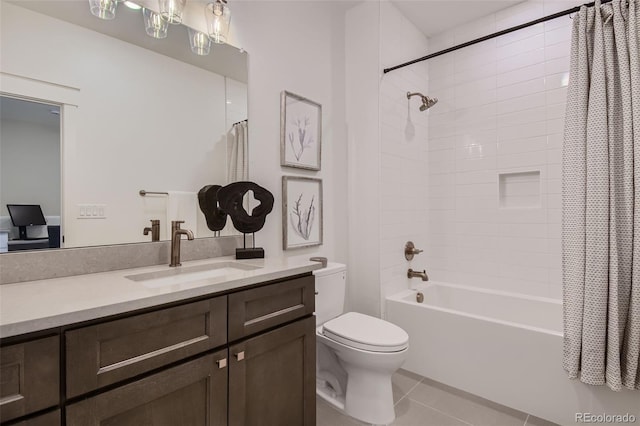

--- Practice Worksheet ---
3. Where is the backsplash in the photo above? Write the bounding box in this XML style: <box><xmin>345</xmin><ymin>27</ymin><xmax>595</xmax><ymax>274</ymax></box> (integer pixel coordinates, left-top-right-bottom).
<box><xmin>0</xmin><ymin>236</ymin><xmax>244</xmax><ymax>284</ymax></box>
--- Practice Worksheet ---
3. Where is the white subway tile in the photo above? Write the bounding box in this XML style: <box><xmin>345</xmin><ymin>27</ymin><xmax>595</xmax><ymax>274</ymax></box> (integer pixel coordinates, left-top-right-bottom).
<box><xmin>545</xmin><ymin>41</ymin><xmax>571</xmax><ymax>60</ymax></box>
<box><xmin>456</xmin><ymin>143</ymin><xmax>497</xmax><ymax>160</ymax></box>
<box><xmin>496</xmin><ymin>92</ymin><xmax>546</xmax><ymax>115</ymax></box>
<box><xmin>496</xmin><ymin>23</ymin><xmax>544</xmax><ymax>47</ymax></box>
<box><xmin>496</xmin><ymin>208</ymin><xmax>547</xmax><ymax>224</ymax></box>
<box><xmin>545</xmin><ymin>72</ymin><xmax>570</xmax><ymax>90</ymax></box>
<box><xmin>545</xmin><ymin>24</ymin><xmax>572</xmax><ymax>46</ymax></box>
<box><xmin>456</xmin><ymin>156</ymin><xmax>498</xmax><ymax>173</ymax></box>
<box><xmin>496</xmin><ymin>48</ymin><xmax>545</xmax><ymax>74</ymax></box>
<box><xmin>498</xmin><ymin>136</ymin><xmax>548</xmax><ymax>155</ymax></box>
<box><xmin>497</xmin><ymin>77</ymin><xmax>546</xmax><ymax>101</ymax></box>
<box><xmin>497</xmin><ymin>63</ymin><xmax>546</xmax><ymax>88</ymax></box>
<box><xmin>545</xmin><ymin>56</ymin><xmax>570</xmax><ymax>75</ymax></box>
<box><xmin>456</xmin><ymin>169</ymin><xmax>497</xmax><ymax>185</ymax></box>
<box><xmin>547</xmin><ymin>118</ymin><xmax>565</xmax><ymax>135</ymax></box>
<box><xmin>456</xmin><ymin>183</ymin><xmax>496</xmax><ymax>198</ymax></box>
<box><xmin>498</xmin><ymin>121</ymin><xmax>547</xmax><ymax>141</ymax></box>
<box><xmin>497</xmin><ymin>150</ymin><xmax>547</xmax><ymax>168</ymax></box>
<box><xmin>497</xmin><ymin>34</ymin><xmax>545</xmax><ymax>60</ymax></box>
<box><xmin>498</xmin><ymin>106</ymin><xmax>547</xmax><ymax>126</ymax></box>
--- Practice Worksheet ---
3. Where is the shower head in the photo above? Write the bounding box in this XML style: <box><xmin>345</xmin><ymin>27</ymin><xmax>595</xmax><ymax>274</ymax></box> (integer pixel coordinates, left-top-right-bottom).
<box><xmin>407</xmin><ymin>91</ymin><xmax>438</xmax><ymax>111</ymax></box>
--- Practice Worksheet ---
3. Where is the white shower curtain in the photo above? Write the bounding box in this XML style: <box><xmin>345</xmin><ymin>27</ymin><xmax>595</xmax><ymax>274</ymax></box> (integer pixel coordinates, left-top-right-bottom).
<box><xmin>228</xmin><ymin>120</ymin><xmax>248</xmax><ymax>183</ymax></box>
<box><xmin>563</xmin><ymin>0</ymin><xmax>639</xmax><ymax>391</ymax></box>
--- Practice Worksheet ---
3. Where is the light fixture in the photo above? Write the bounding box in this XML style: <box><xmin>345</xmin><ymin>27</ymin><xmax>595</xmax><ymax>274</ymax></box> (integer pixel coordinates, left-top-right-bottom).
<box><xmin>205</xmin><ymin>0</ymin><xmax>231</xmax><ymax>44</ymax></box>
<box><xmin>88</xmin><ymin>0</ymin><xmax>117</xmax><ymax>20</ymax></box>
<box><xmin>188</xmin><ymin>28</ymin><xmax>211</xmax><ymax>55</ymax></box>
<box><xmin>143</xmin><ymin>8</ymin><xmax>169</xmax><ymax>39</ymax></box>
<box><xmin>159</xmin><ymin>0</ymin><xmax>186</xmax><ymax>24</ymax></box>
<box><xmin>124</xmin><ymin>1</ymin><xmax>142</xmax><ymax>10</ymax></box>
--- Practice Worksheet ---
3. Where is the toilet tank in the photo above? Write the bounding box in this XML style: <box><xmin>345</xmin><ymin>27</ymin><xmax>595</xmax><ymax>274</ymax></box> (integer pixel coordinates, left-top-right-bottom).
<box><xmin>313</xmin><ymin>262</ymin><xmax>347</xmax><ymax>325</ymax></box>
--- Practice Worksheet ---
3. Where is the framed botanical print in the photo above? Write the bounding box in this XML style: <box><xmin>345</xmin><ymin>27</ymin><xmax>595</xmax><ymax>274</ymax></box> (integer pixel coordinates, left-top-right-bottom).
<box><xmin>282</xmin><ymin>176</ymin><xmax>323</xmax><ymax>249</ymax></box>
<box><xmin>280</xmin><ymin>91</ymin><xmax>321</xmax><ymax>171</ymax></box>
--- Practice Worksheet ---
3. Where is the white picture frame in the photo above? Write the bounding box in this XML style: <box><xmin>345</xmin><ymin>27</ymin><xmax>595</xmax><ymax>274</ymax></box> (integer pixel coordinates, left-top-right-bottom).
<box><xmin>280</xmin><ymin>91</ymin><xmax>321</xmax><ymax>171</ymax></box>
<box><xmin>282</xmin><ymin>176</ymin><xmax>323</xmax><ymax>250</ymax></box>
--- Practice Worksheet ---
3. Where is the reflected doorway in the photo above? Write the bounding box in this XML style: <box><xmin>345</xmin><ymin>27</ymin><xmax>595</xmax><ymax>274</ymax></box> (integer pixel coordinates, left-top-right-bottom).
<box><xmin>0</xmin><ymin>95</ymin><xmax>61</xmax><ymax>252</ymax></box>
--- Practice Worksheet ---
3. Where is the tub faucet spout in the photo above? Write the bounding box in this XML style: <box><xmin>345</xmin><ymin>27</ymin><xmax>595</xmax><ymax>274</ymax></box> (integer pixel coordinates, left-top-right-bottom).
<box><xmin>407</xmin><ymin>268</ymin><xmax>429</xmax><ymax>281</ymax></box>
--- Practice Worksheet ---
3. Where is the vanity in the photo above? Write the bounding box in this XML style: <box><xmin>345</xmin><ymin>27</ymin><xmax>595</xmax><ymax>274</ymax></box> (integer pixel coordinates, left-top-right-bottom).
<box><xmin>0</xmin><ymin>257</ymin><xmax>321</xmax><ymax>425</ymax></box>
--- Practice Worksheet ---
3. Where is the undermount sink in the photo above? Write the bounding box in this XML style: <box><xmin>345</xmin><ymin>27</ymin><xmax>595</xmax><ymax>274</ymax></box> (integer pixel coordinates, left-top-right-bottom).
<box><xmin>125</xmin><ymin>261</ymin><xmax>261</xmax><ymax>288</ymax></box>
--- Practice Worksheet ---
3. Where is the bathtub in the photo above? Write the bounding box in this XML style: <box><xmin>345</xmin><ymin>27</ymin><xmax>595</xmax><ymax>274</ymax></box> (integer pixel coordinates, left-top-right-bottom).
<box><xmin>386</xmin><ymin>282</ymin><xmax>640</xmax><ymax>425</ymax></box>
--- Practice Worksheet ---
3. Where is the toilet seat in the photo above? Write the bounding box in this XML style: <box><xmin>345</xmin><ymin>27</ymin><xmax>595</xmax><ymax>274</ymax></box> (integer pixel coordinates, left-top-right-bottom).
<box><xmin>322</xmin><ymin>312</ymin><xmax>409</xmax><ymax>353</ymax></box>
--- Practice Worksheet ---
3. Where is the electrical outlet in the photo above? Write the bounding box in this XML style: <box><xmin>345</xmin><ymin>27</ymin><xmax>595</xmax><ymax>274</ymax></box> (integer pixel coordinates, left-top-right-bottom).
<box><xmin>77</xmin><ymin>204</ymin><xmax>107</xmax><ymax>219</ymax></box>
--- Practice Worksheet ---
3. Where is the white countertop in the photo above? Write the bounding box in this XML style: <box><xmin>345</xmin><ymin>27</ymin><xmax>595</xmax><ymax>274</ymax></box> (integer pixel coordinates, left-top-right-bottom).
<box><xmin>0</xmin><ymin>256</ymin><xmax>323</xmax><ymax>338</ymax></box>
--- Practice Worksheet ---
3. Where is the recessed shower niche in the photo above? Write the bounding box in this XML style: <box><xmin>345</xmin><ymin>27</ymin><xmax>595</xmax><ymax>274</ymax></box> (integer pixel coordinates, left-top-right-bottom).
<box><xmin>498</xmin><ymin>171</ymin><xmax>541</xmax><ymax>209</ymax></box>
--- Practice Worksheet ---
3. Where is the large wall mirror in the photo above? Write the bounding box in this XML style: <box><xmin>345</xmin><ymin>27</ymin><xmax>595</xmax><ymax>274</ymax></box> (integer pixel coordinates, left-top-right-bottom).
<box><xmin>0</xmin><ymin>0</ymin><xmax>248</xmax><ymax>252</ymax></box>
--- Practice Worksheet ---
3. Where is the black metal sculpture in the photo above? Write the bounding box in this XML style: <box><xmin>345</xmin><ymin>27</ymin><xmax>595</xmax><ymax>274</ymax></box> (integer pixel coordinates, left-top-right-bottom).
<box><xmin>197</xmin><ymin>185</ymin><xmax>227</xmax><ymax>233</ymax></box>
<box><xmin>197</xmin><ymin>181</ymin><xmax>274</xmax><ymax>259</ymax></box>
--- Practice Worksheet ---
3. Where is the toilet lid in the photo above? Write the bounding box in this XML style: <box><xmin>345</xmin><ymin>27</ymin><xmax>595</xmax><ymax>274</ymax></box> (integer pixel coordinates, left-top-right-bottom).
<box><xmin>322</xmin><ymin>312</ymin><xmax>409</xmax><ymax>353</ymax></box>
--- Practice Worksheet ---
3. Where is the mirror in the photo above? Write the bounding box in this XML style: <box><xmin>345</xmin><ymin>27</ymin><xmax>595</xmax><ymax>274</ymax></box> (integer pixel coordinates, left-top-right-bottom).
<box><xmin>0</xmin><ymin>0</ymin><xmax>248</xmax><ymax>252</ymax></box>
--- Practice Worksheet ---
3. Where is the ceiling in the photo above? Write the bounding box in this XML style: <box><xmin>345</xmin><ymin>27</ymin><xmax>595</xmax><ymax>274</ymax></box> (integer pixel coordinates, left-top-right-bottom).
<box><xmin>390</xmin><ymin>0</ymin><xmax>524</xmax><ymax>37</ymax></box>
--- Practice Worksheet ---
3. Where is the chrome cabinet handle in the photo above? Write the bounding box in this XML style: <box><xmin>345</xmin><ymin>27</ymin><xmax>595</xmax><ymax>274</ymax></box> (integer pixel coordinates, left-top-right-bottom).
<box><xmin>234</xmin><ymin>351</ymin><xmax>245</xmax><ymax>361</ymax></box>
<box><xmin>216</xmin><ymin>358</ymin><xmax>227</xmax><ymax>369</ymax></box>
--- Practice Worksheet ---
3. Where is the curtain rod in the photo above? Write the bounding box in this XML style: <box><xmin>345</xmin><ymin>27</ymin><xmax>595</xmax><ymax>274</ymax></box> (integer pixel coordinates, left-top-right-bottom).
<box><xmin>232</xmin><ymin>119</ymin><xmax>248</xmax><ymax>126</ymax></box>
<box><xmin>383</xmin><ymin>0</ymin><xmax>614</xmax><ymax>74</ymax></box>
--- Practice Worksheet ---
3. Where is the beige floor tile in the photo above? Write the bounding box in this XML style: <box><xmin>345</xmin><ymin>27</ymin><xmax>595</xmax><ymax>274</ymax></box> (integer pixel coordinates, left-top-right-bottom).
<box><xmin>525</xmin><ymin>415</ymin><xmax>560</xmax><ymax>426</ymax></box>
<box><xmin>316</xmin><ymin>397</ymin><xmax>368</xmax><ymax>426</ymax></box>
<box><xmin>392</xmin><ymin>398</ymin><xmax>471</xmax><ymax>426</ymax></box>
<box><xmin>393</xmin><ymin>369</ymin><xmax>424</xmax><ymax>403</ymax></box>
<box><xmin>407</xmin><ymin>381</ymin><xmax>527</xmax><ymax>426</ymax></box>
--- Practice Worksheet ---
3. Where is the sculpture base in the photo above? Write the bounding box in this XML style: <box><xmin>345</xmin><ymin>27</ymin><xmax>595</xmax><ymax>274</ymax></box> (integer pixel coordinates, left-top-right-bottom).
<box><xmin>236</xmin><ymin>247</ymin><xmax>265</xmax><ymax>259</ymax></box>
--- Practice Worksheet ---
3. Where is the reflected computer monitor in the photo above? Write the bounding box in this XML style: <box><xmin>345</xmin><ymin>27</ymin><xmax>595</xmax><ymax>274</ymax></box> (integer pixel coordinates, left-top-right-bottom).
<box><xmin>6</xmin><ymin>204</ymin><xmax>47</xmax><ymax>240</ymax></box>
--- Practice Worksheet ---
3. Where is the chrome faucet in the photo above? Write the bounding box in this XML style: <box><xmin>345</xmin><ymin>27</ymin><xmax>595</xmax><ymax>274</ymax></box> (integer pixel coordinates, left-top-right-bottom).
<box><xmin>143</xmin><ymin>219</ymin><xmax>161</xmax><ymax>242</ymax></box>
<box><xmin>170</xmin><ymin>220</ymin><xmax>194</xmax><ymax>267</ymax></box>
<box><xmin>407</xmin><ymin>268</ymin><xmax>429</xmax><ymax>281</ymax></box>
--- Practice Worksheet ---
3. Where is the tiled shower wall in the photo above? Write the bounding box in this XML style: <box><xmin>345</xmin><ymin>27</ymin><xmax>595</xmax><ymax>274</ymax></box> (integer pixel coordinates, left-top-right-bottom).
<box><xmin>378</xmin><ymin>2</ymin><xmax>430</xmax><ymax>314</ymax></box>
<box><xmin>425</xmin><ymin>1</ymin><xmax>579</xmax><ymax>299</ymax></box>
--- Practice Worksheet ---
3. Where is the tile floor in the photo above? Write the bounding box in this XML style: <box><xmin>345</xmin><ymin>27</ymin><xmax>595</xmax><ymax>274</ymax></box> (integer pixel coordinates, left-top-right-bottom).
<box><xmin>316</xmin><ymin>369</ymin><xmax>559</xmax><ymax>426</ymax></box>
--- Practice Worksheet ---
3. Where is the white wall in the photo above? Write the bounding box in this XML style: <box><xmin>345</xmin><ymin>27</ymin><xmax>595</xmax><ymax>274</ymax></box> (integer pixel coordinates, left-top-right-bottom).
<box><xmin>225</xmin><ymin>1</ymin><xmax>348</xmax><ymax>264</ymax></box>
<box><xmin>0</xmin><ymin>118</ymin><xmax>60</xmax><ymax>217</ymax></box>
<box><xmin>425</xmin><ymin>0</ymin><xmax>577</xmax><ymax>299</ymax></box>
<box><xmin>345</xmin><ymin>1</ymin><xmax>381</xmax><ymax>316</ymax></box>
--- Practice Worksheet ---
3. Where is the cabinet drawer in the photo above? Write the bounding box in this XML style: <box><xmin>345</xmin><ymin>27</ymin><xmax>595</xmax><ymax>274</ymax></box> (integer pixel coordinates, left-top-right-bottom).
<box><xmin>0</xmin><ymin>336</ymin><xmax>59</xmax><ymax>423</ymax></box>
<box><xmin>66</xmin><ymin>296</ymin><xmax>226</xmax><ymax>398</ymax></box>
<box><xmin>228</xmin><ymin>275</ymin><xmax>314</xmax><ymax>341</ymax></box>
<box><xmin>66</xmin><ymin>350</ymin><xmax>228</xmax><ymax>426</ymax></box>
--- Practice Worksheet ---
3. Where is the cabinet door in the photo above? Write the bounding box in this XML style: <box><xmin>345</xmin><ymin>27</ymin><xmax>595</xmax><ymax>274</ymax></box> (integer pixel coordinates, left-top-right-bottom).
<box><xmin>229</xmin><ymin>316</ymin><xmax>316</xmax><ymax>426</ymax></box>
<box><xmin>66</xmin><ymin>350</ymin><xmax>228</xmax><ymax>426</ymax></box>
<box><xmin>0</xmin><ymin>336</ymin><xmax>59</xmax><ymax>423</ymax></box>
<box><xmin>66</xmin><ymin>296</ymin><xmax>226</xmax><ymax>398</ymax></box>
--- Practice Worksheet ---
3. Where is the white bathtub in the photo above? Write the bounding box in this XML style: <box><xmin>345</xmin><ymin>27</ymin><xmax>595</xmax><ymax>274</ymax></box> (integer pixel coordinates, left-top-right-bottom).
<box><xmin>386</xmin><ymin>282</ymin><xmax>640</xmax><ymax>425</ymax></box>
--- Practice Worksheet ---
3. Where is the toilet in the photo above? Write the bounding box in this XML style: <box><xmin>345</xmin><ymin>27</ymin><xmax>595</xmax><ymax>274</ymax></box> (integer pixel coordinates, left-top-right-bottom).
<box><xmin>314</xmin><ymin>263</ymin><xmax>409</xmax><ymax>425</ymax></box>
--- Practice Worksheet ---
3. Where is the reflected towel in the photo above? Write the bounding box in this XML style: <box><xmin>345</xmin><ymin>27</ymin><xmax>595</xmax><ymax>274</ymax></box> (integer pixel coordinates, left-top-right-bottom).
<box><xmin>166</xmin><ymin>191</ymin><xmax>198</xmax><ymax>238</ymax></box>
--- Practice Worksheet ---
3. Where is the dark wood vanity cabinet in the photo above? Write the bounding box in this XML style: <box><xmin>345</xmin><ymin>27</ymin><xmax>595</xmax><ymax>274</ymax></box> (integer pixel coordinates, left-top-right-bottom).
<box><xmin>0</xmin><ymin>336</ymin><xmax>59</xmax><ymax>423</ymax></box>
<box><xmin>0</xmin><ymin>273</ymin><xmax>316</xmax><ymax>426</ymax></box>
